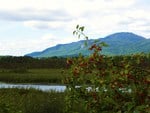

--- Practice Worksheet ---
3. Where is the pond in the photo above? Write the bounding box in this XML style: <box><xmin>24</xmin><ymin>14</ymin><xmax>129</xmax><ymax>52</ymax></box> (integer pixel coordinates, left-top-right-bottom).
<box><xmin>0</xmin><ymin>83</ymin><xmax>132</xmax><ymax>93</ymax></box>
<box><xmin>0</xmin><ymin>83</ymin><xmax>66</xmax><ymax>92</ymax></box>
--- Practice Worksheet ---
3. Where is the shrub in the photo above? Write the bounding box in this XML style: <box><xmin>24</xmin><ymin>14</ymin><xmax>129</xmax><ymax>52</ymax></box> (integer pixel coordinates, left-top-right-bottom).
<box><xmin>64</xmin><ymin>25</ymin><xmax>150</xmax><ymax>113</ymax></box>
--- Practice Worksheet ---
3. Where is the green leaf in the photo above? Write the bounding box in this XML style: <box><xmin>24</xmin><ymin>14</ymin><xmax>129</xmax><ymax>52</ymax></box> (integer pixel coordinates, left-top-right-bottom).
<box><xmin>85</xmin><ymin>36</ymin><xmax>88</xmax><ymax>40</ymax></box>
<box><xmin>80</xmin><ymin>26</ymin><xmax>84</xmax><ymax>32</ymax></box>
<box><xmin>73</xmin><ymin>31</ymin><xmax>76</xmax><ymax>35</ymax></box>
<box><xmin>76</xmin><ymin>25</ymin><xmax>79</xmax><ymax>29</ymax></box>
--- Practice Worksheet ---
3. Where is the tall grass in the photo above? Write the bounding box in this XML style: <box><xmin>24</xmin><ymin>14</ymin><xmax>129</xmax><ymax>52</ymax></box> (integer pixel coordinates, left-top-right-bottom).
<box><xmin>0</xmin><ymin>88</ymin><xmax>85</xmax><ymax>113</ymax></box>
<box><xmin>0</xmin><ymin>69</ymin><xmax>67</xmax><ymax>84</ymax></box>
<box><xmin>0</xmin><ymin>88</ymin><xmax>65</xmax><ymax>113</ymax></box>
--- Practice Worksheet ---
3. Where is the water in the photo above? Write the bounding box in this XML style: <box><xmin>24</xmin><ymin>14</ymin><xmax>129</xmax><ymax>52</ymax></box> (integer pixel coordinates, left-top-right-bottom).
<box><xmin>0</xmin><ymin>83</ymin><xmax>92</xmax><ymax>92</ymax></box>
<box><xmin>0</xmin><ymin>83</ymin><xmax>132</xmax><ymax>93</ymax></box>
<box><xmin>0</xmin><ymin>83</ymin><xmax>66</xmax><ymax>92</ymax></box>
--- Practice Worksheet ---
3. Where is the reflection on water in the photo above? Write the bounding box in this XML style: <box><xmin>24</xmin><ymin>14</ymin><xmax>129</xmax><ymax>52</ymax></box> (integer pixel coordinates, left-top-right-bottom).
<box><xmin>0</xmin><ymin>83</ymin><xmax>66</xmax><ymax>92</ymax></box>
<box><xmin>0</xmin><ymin>83</ymin><xmax>132</xmax><ymax>93</ymax></box>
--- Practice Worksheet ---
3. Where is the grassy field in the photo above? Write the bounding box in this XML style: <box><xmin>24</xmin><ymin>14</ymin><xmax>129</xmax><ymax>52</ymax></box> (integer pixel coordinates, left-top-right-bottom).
<box><xmin>0</xmin><ymin>88</ymin><xmax>65</xmax><ymax>113</ymax></box>
<box><xmin>0</xmin><ymin>88</ymin><xmax>85</xmax><ymax>113</ymax></box>
<box><xmin>0</xmin><ymin>68</ymin><xmax>149</xmax><ymax>85</ymax></box>
<box><xmin>0</xmin><ymin>69</ymin><xmax>66</xmax><ymax>84</ymax></box>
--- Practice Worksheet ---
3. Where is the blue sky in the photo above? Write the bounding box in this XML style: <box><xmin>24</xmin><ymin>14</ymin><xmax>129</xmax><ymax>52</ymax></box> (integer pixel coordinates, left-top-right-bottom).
<box><xmin>0</xmin><ymin>0</ymin><xmax>150</xmax><ymax>56</ymax></box>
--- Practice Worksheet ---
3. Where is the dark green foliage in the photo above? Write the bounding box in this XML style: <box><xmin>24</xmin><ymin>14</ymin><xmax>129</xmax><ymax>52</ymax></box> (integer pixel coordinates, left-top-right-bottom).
<box><xmin>0</xmin><ymin>54</ymin><xmax>149</xmax><ymax>84</ymax></box>
<box><xmin>0</xmin><ymin>56</ymin><xmax>67</xmax><ymax>69</ymax></box>
<box><xmin>0</xmin><ymin>88</ymin><xmax>65</xmax><ymax>113</ymax></box>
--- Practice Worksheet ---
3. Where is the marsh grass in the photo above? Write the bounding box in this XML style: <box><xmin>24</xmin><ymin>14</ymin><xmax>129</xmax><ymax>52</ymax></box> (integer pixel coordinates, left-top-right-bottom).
<box><xmin>0</xmin><ymin>88</ymin><xmax>65</xmax><ymax>113</ymax></box>
<box><xmin>0</xmin><ymin>69</ymin><xmax>66</xmax><ymax>84</ymax></box>
<box><xmin>0</xmin><ymin>88</ymin><xmax>85</xmax><ymax>113</ymax></box>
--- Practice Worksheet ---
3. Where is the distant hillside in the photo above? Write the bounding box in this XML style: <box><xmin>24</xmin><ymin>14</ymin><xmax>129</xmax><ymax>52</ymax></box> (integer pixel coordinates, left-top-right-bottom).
<box><xmin>25</xmin><ymin>32</ymin><xmax>150</xmax><ymax>57</ymax></box>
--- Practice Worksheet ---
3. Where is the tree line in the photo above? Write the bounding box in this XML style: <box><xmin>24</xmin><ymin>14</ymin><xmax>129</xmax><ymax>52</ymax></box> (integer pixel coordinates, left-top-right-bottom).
<box><xmin>0</xmin><ymin>56</ymin><xmax>67</xmax><ymax>69</ymax></box>
<box><xmin>0</xmin><ymin>53</ymin><xmax>150</xmax><ymax>70</ymax></box>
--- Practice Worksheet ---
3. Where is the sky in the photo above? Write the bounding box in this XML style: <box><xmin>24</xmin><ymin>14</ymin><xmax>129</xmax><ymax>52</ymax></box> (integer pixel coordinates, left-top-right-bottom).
<box><xmin>0</xmin><ymin>0</ymin><xmax>150</xmax><ymax>56</ymax></box>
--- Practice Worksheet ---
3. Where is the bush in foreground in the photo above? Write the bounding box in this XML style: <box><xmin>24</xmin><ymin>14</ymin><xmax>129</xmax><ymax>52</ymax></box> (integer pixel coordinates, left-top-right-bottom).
<box><xmin>64</xmin><ymin>25</ymin><xmax>150</xmax><ymax>113</ymax></box>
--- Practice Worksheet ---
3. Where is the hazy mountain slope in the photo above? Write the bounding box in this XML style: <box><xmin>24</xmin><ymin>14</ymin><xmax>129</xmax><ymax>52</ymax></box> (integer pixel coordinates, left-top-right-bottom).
<box><xmin>25</xmin><ymin>32</ymin><xmax>150</xmax><ymax>57</ymax></box>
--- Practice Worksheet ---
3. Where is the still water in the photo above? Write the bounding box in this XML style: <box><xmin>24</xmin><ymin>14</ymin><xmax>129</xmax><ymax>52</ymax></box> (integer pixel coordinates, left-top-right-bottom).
<box><xmin>0</xmin><ymin>83</ymin><xmax>132</xmax><ymax>93</ymax></box>
<box><xmin>0</xmin><ymin>83</ymin><xmax>66</xmax><ymax>92</ymax></box>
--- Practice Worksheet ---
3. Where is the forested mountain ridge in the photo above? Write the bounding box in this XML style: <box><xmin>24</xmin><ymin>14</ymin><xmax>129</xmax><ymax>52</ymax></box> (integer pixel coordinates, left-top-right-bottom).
<box><xmin>26</xmin><ymin>32</ymin><xmax>150</xmax><ymax>57</ymax></box>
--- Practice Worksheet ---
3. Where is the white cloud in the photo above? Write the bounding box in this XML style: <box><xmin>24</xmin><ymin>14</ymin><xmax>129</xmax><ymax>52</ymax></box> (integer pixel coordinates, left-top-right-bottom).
<box><xmin>0</xmin><ymin>0</ymin><xmax>63</xmax><ymax>11</ymax></box>
<box><xmin>0</xmin><ymin>0</ymin><xmax>150</xmax><ymax>55</ymax></box>
<box><xmin>0</xmin><ymin>33</ymin><xmax>78</xmax><ymax>56</ymax></box>
<box><xmin>0</xmin><ymin>0</ymin><xmax>137</xmax><ymax>21</ymax></box>
<box><xmin>0</xmin><ymin>9</ymin><xmax>71</xmax><ymax>21</ymax></box>
<box><xmin>23</xmin><ymin>21</ymin><xmax>67</xmax><ymax>30</ymax></box>
<box><xmin>0</xmin><ymin>37</ymin><xmax>51</xmax><ymax>56</ymax></box>
<box><xmin>40</xmin><ymin>33</ymin><xmax>78</xmax><ymax>46</ymax></box>
<box><xmin>17</xmin><ymin>0</ymin><xmax>145</xmax><ymax>37</ymax></box>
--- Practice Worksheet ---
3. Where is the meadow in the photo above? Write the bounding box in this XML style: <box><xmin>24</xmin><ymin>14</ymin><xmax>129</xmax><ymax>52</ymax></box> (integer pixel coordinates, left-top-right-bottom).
<box><xmin>0</xmin><ymin>69</ymin><xmax>65</xmax><ymax>84</ymax></box>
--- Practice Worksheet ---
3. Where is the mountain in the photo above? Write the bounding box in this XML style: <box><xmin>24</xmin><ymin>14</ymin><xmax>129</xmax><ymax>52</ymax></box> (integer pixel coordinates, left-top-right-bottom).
<box><xmin>25</xmin><ymin>32</ymin><xmax>150</xmax><ymax>57</ymax></box>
